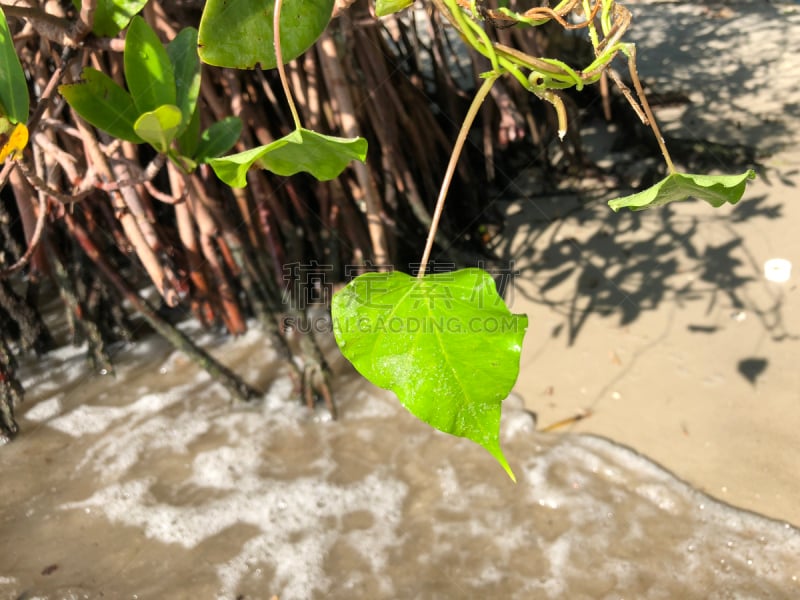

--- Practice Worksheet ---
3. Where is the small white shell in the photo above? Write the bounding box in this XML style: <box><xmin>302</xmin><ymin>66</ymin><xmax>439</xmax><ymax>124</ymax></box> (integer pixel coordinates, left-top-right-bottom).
<box><xmin>764</xmin><ymin>258</ymin><xmax>792</xmax><ymax>283</ymax></box>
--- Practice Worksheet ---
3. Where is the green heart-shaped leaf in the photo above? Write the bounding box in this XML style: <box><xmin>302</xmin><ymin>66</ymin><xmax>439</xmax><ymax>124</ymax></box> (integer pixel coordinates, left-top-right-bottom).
<box><xmin>332</xmin><ymin>269</ymin><xmax>528</xmax><ymax>480</ymax></box>
<box><xmin>608</xmin><ymin>170</ymin><xmax>756</xmax><ymax>212</ymax></box>
<box><xmin>133</xmin><ymin>104</ymin><xmax>182</xmax><ymax>153</ymax></box>
<box><xmin>208</xmin><ymin>127</ymin><xmax>367</xmax><ymax>187</ymax></box>
<box><xmin>0</xmin><ymin>7</ymin><xmax>29</xmax><ymax>123</ymax></box>
<box><xmin>59</xmin><ymin>67</ymin><xmax>142</xmax><ymax>143</ymax></box>
<box><xmin>198</xmin><ymin>0</ymin><xmax>334</xmax><ymax>69</ymax></box>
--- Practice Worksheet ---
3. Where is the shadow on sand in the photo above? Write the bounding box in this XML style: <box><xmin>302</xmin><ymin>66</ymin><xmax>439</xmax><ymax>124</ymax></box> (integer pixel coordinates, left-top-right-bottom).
<box><xmin>487</xmin><ymin>190</ymin><xmax>796</xmax><ymax>348</ymax></box>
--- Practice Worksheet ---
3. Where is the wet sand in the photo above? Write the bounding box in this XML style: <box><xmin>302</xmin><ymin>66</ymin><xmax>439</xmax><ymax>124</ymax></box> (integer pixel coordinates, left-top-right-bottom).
<box><xmin>1</xmin><ymin>332</ymin><xmax>799</xmax><ymax>598</ymax></box>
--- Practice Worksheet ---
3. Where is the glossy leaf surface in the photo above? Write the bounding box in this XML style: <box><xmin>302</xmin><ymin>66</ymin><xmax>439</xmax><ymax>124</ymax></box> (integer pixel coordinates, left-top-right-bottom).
<box><xmin>72</xmin><ymin>0</ymin><xmax>148</xmax><ymax>36</ymax></box>
<box><xmin>177</xmin><ymin>106</ymin><xmax>201</xmax><ymax>159</ymax></box>
<box><xmin>208</xmin><ymin>127</ymin><xmax>367</xmax><ymax>187</ymax></box>
<box><xmin>124</xmin><ymin>15</ymin><xmax>176</xmax><ymax>113</ymax></box>
<box><xmin>0</xmin><ymin>8</ymin><xmax>29</xmax><ymax>123</ymax></box>
<box><xmin>59</xmin><ymin>67</ymin><xmax>143</xmax><ymax>143</ymax></box>
<box><xmin>133</xmin><ymin>104</ymin><xmax>182</xmax><ymax>153</ymax></box>
<box><xmin>166</xmin><ymin>27</ymin><xmax>200</xmax><ymax>136</ymax></box>
<box><xmin>608</xmin><ymin>170</ymin><xmax>756</xmax><ymax>212</ymax></box>
<box><xmin>198</xmin><ymin>0</ymin><xmax>335</xmax><ymax>69</ymax></box>
<box><xmin>331</xmin><ymin>269</ymin><xmax>528</xmax><ymax>480</ymax></box>
<box><xmin>193</xmin><ymin>116</ymin><xmax>243</xmax><ymax>163</ymax></box>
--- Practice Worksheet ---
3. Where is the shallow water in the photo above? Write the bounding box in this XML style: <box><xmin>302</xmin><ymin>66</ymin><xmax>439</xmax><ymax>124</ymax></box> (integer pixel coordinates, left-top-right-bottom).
<box><xmin>1</xmin><ymin>327</ymin><xmax>799</xmax><ymax>599</ymax></box>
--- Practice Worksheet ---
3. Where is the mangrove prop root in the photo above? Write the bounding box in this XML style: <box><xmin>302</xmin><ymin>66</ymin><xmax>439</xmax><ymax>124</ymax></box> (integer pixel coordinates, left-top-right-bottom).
<box><xmin>65</xmin><ymin>213</ymin><xmax>260</xmax><ymax>403</ymax></box>
<box><xmin>0</xmin><ymin>335</ymin><xmax>23</xmax><ymax>441</ymax></box>
<box><xmin>0</xmin><ymin>1</ymin><xmax>601</xmax><ymax>425</ymax></box>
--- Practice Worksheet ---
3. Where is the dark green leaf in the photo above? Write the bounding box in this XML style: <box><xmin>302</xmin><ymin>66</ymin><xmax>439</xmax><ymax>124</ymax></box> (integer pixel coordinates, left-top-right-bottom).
<box><xmin>375</xmin><ymin>0</ymin><xmax>414</xmax><ymax>17</ymax></box>
<box><xmin>124</xmin><ymin>15</ymin><xmax>176</xmax><ymax>113</ymax></box>
<box><xmin>194</xmin><ymin>116</ymin><xmax>243</xmax><ymax>163</ymax></box>
<box><xmin>73</xmin><ymin>0</ymin><xmax>148</xmax><ymax>37</ymax></box>
<box><xmin>177</xmin><ymin>104</ymin><xmax>201</xmax><ymax>159</ymax></box>
<box><xmin>208</xmin><ymin>127</ymin><xmax>367</xmax><ymax>187</ymax></box>
<box><xmin>331</xmin><ymin>269</ymin><xmax>528</xmax><ymax>480</ymax></box>
<box><xmin>608</xmin><ymin>170</ymin><xmax>757</xmax><ymax>212</ymax></box>
<box><xmin>133</xmin><ymin>104</ymin><xmax>182</xmax><ymax>153</ymax></box>
<box><xmin>166</xmin><ymin>27</ymin><xmax>200</xmax><ymax>135</ymax></box>
<box><xmin>198</xmin><ymin>0</ymin><xmax>335</xmax><ymax>69</ymax></box>
<box><xmin>0</xmin><ymin>8</ymin><xmax>29</xmax><ymax>123</ymax></box>
<box><xmin>59</xmin><ymin>67</ymin><xmax>142</xmax><ymax>143</ymax></box>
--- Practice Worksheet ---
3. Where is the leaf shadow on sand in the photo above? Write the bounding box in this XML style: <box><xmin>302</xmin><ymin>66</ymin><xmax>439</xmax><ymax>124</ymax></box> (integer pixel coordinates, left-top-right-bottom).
<box><xmin>468</xmin><ymin>0</ymin><xmax>800</xmax><ymax>348</ymax></box>
<box><xmin>625</xmin><ymin>1</ymin><xmax>800</xmax><ymax>157</ymax></box>
<box><xmin>487</xmin><ymin>191</ymin><xmax>796</xmax><ymax>347</ymax></box>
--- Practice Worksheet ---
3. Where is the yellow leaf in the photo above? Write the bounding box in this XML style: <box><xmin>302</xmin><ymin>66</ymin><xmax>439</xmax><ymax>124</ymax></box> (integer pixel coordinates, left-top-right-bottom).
<box><xmin>0</xmin><ymin>122</ymin><xmax>28</xmax><ymax>162</ymax></box>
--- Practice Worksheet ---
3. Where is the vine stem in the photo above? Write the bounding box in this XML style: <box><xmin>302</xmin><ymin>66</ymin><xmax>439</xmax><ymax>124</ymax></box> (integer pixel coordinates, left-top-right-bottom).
<box><xmin>273</xmin><ymin>0</ymin><xmax>302</xmax><ymax>130</ymax></box>
<box><xmin>417</xmin><ymin>74</ymin><xmax>498</xmax><ymax>279</ymax></box>
<box><xmin>625</xmin><ymin>47</ymin><xmax>675</xmax><ymax>174</ymax></box>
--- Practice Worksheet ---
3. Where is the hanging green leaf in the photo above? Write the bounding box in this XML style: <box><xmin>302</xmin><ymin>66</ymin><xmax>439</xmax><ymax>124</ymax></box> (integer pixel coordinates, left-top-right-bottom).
<box><xmin>166</xmin><ymin>27</ymin><xmax>201</xmax><ymax>136</ymax></box>
<box><xmin>197</xmin><ymin>0</ymin><xmax>335</xmax><ymax>69</ymax></box>
<box><xmin>0</xmin><ymin>7</ymin><xmax>29</xmax><ymax>124</ymax></box>
<box><xmin>133</xmin><ymin>104</ymin><xmax>182</xmax><ymax>153</ymax></box>
<box><xmin>59</xmin><ymin>67</ymin><xmax>143</xmax><ymax>143</ymax></box>
<box><xmin>375</xmin><ymin>0</ymin><xmax>414</xmax><ymax>17</ymax></box>
<box><xmin>72</xmin><ymin>0</ymin><xmax>148</xmax><ymax>37</ymax></box>
<box><xmin>193</xmin><ymin>116</ymin><xmax>243</xmax><ymax>164</ymax></box>
<box><xmin>208</xmin><ymin>138</ymin><xmax>289</xmax><ymax>187</ymax></box>
<box><xmin>208</xmin><ymin>127</ymin><xmax>367</xmax><ymax>187</ymax></box>
<box><xmin>608</xmin><ymin>170</ymin><xmax>756</xmax><ymax>212</ymax></box>
<box><xmin>331</xmin><ymin>269</ymin><xmax>528</xmax><ymax>481</ymax></box>
<box><xmin>124</xmin><ymin>15</ymin><xmax>176</xmax><ymax>114</ymax></box>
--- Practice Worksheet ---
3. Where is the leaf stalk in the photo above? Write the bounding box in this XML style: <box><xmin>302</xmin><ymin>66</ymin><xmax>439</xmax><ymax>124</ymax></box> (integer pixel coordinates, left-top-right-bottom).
<box><xmin>417</xmin><ymin>74</ymin><xmax>498</xmax><ymax>278</ymax></box>
<box><xmin>272</xmin><ymin>0</ymin><xmax>302</xmax><ymax>130</ymax></box>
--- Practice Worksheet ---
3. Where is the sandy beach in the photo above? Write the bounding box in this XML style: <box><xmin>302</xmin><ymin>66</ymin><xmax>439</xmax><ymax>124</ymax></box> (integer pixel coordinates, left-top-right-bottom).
<box><xmin>1</xmin><ymin>1</ymin><xmax>799</xmax><ymax>597</ymax></box>
<box><xmin>508</xmin><ymin>0</ymin><xmax>800</xmax><ymax>525</ymax></box>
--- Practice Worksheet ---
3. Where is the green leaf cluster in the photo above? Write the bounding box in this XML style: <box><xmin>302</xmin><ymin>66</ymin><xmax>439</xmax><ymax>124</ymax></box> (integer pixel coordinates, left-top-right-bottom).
<box><xmin>59</xmin><ymin>16</ymin><xmax>241</xmax><ymax>169</ymax></box>
<box><xmin>195</xmin><ymin>0</ymin><xmax>367</xmax><ymax>183</ymax></box>
<box><xmin>332</xmin><ymin>269</ymin><xmax>528</xmax><ymax>480</ymax></box>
